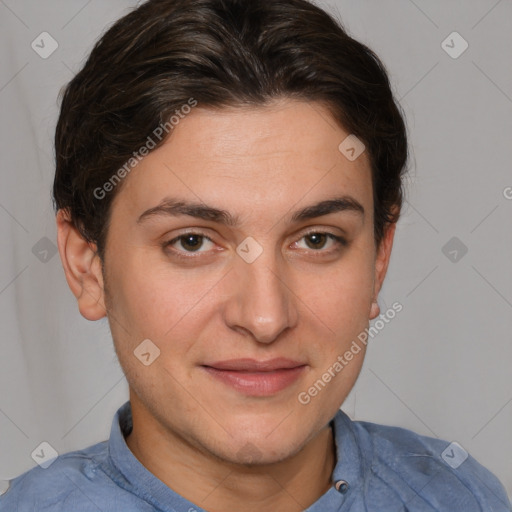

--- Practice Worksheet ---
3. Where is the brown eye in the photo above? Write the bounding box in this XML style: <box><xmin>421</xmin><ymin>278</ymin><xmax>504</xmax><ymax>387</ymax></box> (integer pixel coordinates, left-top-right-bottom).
<box><xmin>179</xmin><ymin>234</ymin><xmax>204</xmax><ymax>252</ymax></box>
<box><xmin>164</xmin><ymin>233</ymin><xmax>215</xmax><ymax>254</ymax></box>
<box><xmin>295</xmin><ymin>232</ymin><xmax>346</xmax><ymax>251</ymax></box>
<box><xmin>304</xmin><ymin>233</ymin><xmax>329</xmax><ymax>250</ymax></box>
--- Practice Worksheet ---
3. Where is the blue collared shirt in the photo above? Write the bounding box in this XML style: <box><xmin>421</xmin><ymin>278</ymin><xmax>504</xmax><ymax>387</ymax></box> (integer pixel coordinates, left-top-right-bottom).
<box><xmin>1</xmin><ymin>401</ymin><xmax>510</xmax><ymax>511</ymax></box>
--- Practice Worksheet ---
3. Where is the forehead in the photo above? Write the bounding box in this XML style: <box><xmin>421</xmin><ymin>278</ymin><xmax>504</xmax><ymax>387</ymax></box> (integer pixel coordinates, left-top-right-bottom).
<box><xmin>112</xmin><ymin>99</ymin><xmax>373</xmax><ymax>222</ymax></box>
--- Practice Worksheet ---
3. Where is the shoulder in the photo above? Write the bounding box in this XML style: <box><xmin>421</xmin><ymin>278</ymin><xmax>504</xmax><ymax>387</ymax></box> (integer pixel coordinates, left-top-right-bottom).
<box><xmin>0</xmin><ymin>441</ymin><xmax>125</xmax><ymax>512</ymax></box>
<box><xmin>350</xmin><ymin>416</ymin><xmax>512</xmax><ymax>511</ymax></box>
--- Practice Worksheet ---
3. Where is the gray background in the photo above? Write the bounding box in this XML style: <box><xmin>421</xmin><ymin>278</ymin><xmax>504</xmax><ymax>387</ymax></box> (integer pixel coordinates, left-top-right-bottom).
<box><xmin>1</xmin><ymin>0</ymin><xmax>511</xmax><ymax>501</ymax></box>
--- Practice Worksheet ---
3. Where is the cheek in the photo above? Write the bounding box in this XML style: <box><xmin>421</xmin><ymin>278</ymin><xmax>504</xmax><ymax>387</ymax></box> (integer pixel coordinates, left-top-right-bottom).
<box><xmin>294</xmin><ymin>253</ymin><xmax>374</xmax><ymax>410</ymax></box>
<box><xmin>108</xmin><ymin>254</ymin><xmax>223</xmax><ymax>347</ymax></box>
<box><xmin>106</xmin><ymin>264</ymin><xmax>210</xmax><ymax>392</ymax></box>
<box><xmin>298</xmin><ymin>247</ymin><xmax>375</xmax><ymax>334</ymax></box>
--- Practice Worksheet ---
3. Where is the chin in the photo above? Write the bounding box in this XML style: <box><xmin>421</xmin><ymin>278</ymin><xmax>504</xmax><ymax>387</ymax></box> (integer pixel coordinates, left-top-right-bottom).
<box><xmin>202</xmin><ymin>418</ymin><xmax>313</xmax><ymax>467</ymax></box>
<box><xmin>218</xmin><ymin>437</ymin><xmax>305</xmax><ymax>467</ymax></box>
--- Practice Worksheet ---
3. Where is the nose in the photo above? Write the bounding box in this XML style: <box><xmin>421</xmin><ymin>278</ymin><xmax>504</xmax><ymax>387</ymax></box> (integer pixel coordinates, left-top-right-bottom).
<box><xmin>223</xmin><ymin>251</ymin><xmax>299</xmax><ymax>344</ymax></box>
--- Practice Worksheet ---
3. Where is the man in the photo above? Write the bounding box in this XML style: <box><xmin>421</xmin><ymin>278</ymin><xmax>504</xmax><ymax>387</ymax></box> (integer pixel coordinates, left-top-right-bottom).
<box><xmin>1</xmin><ymin>0</ymin><xmax>510</xmax><ymax>510</ymax></box>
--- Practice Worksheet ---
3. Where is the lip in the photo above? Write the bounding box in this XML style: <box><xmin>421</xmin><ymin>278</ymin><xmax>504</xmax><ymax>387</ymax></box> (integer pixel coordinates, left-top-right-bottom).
<box><xmin>201</xmin><ymin>358</ymin><xmax>307</xmax><ymax>396</ymax></box>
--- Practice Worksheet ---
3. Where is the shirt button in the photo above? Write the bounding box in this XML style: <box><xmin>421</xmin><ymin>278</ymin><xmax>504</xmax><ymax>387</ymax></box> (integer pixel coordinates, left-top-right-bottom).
<box><xmin>334</xmin><ymin>480</ymin><xmax>349</xmax><ymax>494</ymax></box>
<box><xmin>84</xmin><ymin>465</ymin><xmax>97</xmax><ymax>480</ymax></box>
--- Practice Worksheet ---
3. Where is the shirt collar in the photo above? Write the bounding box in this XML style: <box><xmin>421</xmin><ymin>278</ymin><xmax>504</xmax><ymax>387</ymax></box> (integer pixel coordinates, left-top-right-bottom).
<box><xmin>106</xmin><ymin>401</ymin><xmax>364</xmax><ymax>511</ymax></box>
<box><xmin>107</xmin><ymin>401</ymin><xmax>198</xmax><ymax>511</ymax></box>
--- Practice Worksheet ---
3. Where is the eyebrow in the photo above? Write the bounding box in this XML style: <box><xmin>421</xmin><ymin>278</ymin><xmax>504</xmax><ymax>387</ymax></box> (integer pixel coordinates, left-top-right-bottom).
<box><xmin>137</xmin><ymin>195</ymin><xmax>364</xmax><ymax>226</ymax></box>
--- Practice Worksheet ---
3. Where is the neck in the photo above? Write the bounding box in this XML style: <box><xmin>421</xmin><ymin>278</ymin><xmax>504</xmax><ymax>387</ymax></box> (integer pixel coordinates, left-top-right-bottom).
<box><xmin>125</xmin><ymin>398</ymin><xmax>337</xmax><ymax>512</ymax></box>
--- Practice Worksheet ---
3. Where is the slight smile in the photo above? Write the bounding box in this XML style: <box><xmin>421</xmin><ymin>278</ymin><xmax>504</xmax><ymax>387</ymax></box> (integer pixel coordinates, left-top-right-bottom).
<box><xmin>201</xmin><ymin>358</ymin><xmax>308</xmax><ymax>396</ymax></box>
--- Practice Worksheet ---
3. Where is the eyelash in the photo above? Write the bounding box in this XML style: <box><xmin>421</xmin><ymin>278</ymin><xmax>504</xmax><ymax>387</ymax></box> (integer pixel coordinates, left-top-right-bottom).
<box><xmin>162</xmin><ymin>230</ymin><xmax>347</xmax><ymax>260</ymax></box>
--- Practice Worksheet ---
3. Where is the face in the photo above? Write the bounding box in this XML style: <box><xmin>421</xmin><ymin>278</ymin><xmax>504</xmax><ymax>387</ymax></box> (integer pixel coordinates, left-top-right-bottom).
<box><xmin>70</xmin><ymin>99</ymin><xmax>394</xmax><ymax>465</ymax></box>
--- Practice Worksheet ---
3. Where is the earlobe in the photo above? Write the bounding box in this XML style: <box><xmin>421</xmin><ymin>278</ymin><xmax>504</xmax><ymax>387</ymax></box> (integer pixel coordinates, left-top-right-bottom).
<box><xmin>369</xmin><ymin>300</ymin><xmax>380</xmax><ymax>319</ymax></box>
<box><xmin>56</xmin><ymin>209</ymin><xmax>107</xmax><ymax>321</ymax></box>
<box><xmin>370</xmin><ymin>221</ymin><xmax>397</xmax><ymax>320</ymax></box>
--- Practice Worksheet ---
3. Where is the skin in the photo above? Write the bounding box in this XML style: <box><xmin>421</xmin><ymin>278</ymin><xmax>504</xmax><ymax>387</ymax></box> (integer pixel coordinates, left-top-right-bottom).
<box><xmin>56</xmin><ymin>98</ymin><xmax>396</xmax><ymax>512</ymax></box>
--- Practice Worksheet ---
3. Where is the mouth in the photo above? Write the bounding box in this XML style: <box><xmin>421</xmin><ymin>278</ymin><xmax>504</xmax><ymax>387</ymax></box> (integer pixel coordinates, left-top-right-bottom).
<box><xmin>201</xmin><ymin>358</ymin><xmax>307</xmax><ymax>396</ymax></box>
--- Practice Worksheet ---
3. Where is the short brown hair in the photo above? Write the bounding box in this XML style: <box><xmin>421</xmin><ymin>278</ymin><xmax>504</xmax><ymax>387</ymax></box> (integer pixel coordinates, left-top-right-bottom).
<box><xmin>53</xmin><ymin>0</ymin><xmax>408</xmax><ymax>259</ymax></box>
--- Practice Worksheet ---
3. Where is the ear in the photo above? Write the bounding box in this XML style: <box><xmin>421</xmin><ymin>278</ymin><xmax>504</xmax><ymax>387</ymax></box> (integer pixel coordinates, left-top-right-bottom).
<box><xmin>56</xmin><ymin>209</ymin><xmax>107</xmax><ymax>321</ymax></box>
<box><xmin>369</xmin><ymin>220</ymin><xmax>397</xmax><ymax>320</ymax></box>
